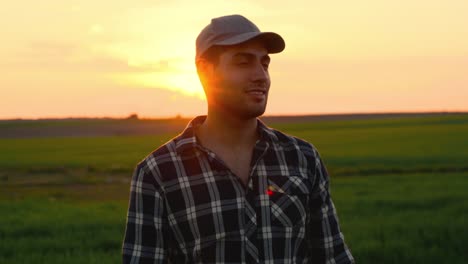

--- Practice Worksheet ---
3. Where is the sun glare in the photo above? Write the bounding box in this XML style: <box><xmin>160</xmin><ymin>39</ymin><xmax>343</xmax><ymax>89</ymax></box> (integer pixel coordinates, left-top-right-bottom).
<box><xmin>1</xmin><ymin>1</ymin><xmax>467</xmax><ymax>119</ymax></box>
<box><xmin>103</xmin><ymin>30</ymin><xmax>205</xmax><ymax>100</ymax></box>
<box><xmin>112</xmin><ymin>69</ymin><xmax>205</xmax><ymax>100</ymax></box>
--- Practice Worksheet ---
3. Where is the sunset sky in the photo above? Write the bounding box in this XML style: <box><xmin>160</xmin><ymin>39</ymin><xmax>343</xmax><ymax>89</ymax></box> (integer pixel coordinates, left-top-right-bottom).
<box><xmin>1</xmin><ymin>0</ymin><xmax>467</xmax><ymax>119</ymax></box>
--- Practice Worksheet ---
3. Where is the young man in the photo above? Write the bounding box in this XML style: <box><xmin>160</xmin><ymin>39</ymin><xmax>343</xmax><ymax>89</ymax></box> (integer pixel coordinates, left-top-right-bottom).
<box><xmin>123</xmin><ymin>15</ymin><xmax>354</xmax><ymax>263</ymax></box>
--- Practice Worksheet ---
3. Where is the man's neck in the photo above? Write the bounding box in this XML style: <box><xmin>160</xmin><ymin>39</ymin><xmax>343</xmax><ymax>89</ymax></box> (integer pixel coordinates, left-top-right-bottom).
<box><xmin>196</xmin><ymin>111</ymin><xmax>259</xmax><ymax>149</ymax></box>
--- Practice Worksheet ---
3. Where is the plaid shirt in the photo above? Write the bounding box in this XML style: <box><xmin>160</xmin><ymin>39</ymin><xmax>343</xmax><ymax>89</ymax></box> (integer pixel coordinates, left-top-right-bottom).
<box><xmin>122</xmin><ymin>116</ymin><xmax>354</xmax><ymax>263</ymax></box>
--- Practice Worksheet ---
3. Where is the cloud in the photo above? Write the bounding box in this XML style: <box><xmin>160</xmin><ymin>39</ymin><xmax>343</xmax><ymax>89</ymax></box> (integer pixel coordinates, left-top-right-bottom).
<box><xmin>1</xmin><ymin>83</ymin><xmax>207</xmax><ymax>119</ymax></box>
<box><xmin>0</xmin><ymin>40</ymin><xmax>203</xmax><ymax>104</ymax></box>
<box><xmin>2</xmin><ymin>41</ymin><xmax>185</xmax><ymax>74</ymax></box>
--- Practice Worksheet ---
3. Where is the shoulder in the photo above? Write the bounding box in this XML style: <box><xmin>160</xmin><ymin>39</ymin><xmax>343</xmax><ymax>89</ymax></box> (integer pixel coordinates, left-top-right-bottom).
<box><xmin>266</xmin><ymin>128</ymin><xmax>330</xmax><ymax>191</ymax></box>
<box><xmin>267</xmin><ymin>127</ymin><xmax>319</xmax><ymax>158</ymax></box>
<box><xmin>134</xmin><ymin>133</ymin><xmax>185</xmax><ymax>181</ymax></box>
<box><xmin>262</xmin><ymin>127</ymin><xmax>322</xmax><ymax>175</ymax></box>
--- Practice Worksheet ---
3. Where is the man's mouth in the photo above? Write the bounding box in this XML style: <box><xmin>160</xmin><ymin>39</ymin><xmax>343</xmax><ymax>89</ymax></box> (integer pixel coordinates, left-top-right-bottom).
<box><xmin>246</xmin><ymin>89</ymin><xmax>266</xmax><ymax>95</ymax></box>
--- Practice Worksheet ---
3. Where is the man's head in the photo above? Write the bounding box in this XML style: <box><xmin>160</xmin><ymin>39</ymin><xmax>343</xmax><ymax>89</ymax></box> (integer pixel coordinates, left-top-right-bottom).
<box><xmin>195</xmin><ymin>15</ymin><xmax>285</xmax><ymax>119</ymax></box>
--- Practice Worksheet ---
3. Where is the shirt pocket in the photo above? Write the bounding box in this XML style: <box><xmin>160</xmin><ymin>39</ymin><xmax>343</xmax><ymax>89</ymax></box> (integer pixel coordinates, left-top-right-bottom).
<box><xmin>267</xmin><ymin>175</ymin><xmax>310</xmax><ymax>228</ymax></box>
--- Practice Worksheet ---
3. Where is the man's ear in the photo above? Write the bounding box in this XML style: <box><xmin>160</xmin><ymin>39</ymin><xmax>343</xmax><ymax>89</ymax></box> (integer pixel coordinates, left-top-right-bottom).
<box><xmin>196</xmin><ymin>58</ymin><xmax>214</xmax><ymax>86</ymax></box>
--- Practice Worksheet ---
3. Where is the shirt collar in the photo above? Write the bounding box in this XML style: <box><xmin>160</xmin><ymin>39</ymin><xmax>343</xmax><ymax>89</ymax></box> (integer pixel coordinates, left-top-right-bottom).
<box><xmin>174</xmin><ymin>115</ymin><xmax>277</xmax><ymax>155</ymax></box>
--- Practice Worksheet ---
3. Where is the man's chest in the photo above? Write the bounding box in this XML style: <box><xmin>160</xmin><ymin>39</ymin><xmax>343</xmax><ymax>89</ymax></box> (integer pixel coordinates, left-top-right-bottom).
<box><xmin>161</xmin><ymin>156</ymin><xmax>312</xmax><ymax>258</ymax></box>
<box><xmin>218</xmin><ymin>150</ymin><xmax>252</xmax><ymax>186</ymax></box>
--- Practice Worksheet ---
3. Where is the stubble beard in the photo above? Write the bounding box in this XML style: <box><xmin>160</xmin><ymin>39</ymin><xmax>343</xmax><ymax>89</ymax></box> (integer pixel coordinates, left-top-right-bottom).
<box><xmin>222</xmin><ymin>91</ymin><xmax>268</xmax><ymax>120</ymax></box>
<box><xmin>210</xmin><ymin>76</ymin><xmax>270</xmax><ymax>120</ymax></box>
<box><xmin>243</xmin><ymin>95</ymin><xmax>268</xmax><ymax>119</ymax></box>
<box><xmin>209</xmin><ymin>97</ymin><xmax>266</xmax><ymax>120</ymax></box>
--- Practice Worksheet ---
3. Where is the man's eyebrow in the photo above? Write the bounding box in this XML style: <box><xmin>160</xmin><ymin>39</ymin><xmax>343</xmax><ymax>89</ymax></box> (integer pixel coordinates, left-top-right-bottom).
<box><xmin>233</xmin><ymin>52</ymin><xmax>254</xmax><ymax>60</ymax></box>
<box><xmin>233</xmin><ymin>52</ymin><xmax>271</xmax><ymax>62</ymax></box>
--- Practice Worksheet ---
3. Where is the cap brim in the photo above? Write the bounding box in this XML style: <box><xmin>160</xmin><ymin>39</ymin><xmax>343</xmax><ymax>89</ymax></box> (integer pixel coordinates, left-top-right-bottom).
<box><xmin>214</xmin><ymin>32</ymin><xmax>285</xmax><ymax>53</ymax></box>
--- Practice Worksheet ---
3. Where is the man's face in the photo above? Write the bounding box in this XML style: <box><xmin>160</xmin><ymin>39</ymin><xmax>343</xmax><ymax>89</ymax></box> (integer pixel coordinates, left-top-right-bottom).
<box><xmin>203</xmin><ymin>40</ymin><xmax>271</xmax><ymax>120</ymax></box>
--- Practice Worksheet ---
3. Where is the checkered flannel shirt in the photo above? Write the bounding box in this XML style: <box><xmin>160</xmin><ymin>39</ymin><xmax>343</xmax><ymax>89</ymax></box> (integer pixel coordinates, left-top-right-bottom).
<box><xmin>122</xmin><ymin>116</ymin><xmax>354</xmax><ymax>263</ymax></box>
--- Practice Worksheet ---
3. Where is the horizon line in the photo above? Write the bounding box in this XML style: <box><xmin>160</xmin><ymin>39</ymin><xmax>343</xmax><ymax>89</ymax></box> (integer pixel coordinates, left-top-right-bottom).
<box><xmin>1</xmin><ymin>110</ymin><xmax>467</xmax><ymax>122</ymax></box>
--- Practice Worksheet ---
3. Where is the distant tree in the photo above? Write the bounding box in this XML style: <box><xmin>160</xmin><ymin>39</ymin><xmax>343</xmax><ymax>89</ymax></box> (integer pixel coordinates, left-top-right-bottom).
<box><xmin>126</xmin><ymin>113</ymin><xmax>139</xmax><ymax>120</ymax></box>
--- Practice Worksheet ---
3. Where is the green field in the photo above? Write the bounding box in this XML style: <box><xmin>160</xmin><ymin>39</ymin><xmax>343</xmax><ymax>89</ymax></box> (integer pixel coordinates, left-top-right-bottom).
<box><xmin>1</xmin><ymin>114</ymin><xmax>467</xmax><ymax>263</ymax></box>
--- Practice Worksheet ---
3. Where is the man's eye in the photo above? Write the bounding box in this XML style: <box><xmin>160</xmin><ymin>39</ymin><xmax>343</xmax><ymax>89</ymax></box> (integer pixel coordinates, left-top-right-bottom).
<box><xmin>262</xmin><ymin>63</ymin><xmax>269</xmax><ymax>69</ymax></box>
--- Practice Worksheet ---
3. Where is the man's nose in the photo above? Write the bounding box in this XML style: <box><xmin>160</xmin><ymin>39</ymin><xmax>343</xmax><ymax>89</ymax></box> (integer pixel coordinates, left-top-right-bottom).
<box><xmin>251</xmin><ymin>62</ymin><xmax>269</xmax><ymax>82</ymax></box>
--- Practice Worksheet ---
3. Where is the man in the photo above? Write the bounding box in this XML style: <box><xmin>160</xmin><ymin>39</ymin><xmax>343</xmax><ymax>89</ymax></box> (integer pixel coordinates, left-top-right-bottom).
<box><xmin>123</xmin><ymin>14</ymin><xmax>354</xmax><ymax>263</ymax></box>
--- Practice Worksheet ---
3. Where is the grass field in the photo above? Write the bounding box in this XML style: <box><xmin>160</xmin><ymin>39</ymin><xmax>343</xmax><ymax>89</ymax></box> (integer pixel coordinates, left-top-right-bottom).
<box><xmin>1</xmin><ymin>114</ymin><xmax>467</xmax><ymax>263</ymax></box>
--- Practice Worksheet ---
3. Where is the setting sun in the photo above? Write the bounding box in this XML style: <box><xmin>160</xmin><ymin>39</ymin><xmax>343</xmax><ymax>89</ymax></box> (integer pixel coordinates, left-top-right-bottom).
<box><xmin>113</xmin><ymin>69</ymin><xmax>205</xmax><ymax>99</ymax></box>
<box><xmin>1</xmin><ymin>0</ymin><xmax>467</xmax><ymax>119</ymax></box>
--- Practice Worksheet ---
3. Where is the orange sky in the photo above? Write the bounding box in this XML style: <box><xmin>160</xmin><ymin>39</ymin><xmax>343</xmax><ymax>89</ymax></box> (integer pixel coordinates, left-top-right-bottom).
<box><xmin>1</xmin><ymin>1</ymin><xmax>467</xmax><ymax>119</ymax></box>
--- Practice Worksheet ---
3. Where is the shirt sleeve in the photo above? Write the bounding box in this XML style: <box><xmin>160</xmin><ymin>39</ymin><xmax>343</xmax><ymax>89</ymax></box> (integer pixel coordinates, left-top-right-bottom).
<box><xmin>306</xmin><ymin>151</ymin><xmax>355</xmax><ymax>263</ymax></box>
<box><xmin>122</xmin><ymin>163</ymin><xmax>170</xmax><ymax>263</ymax></box>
